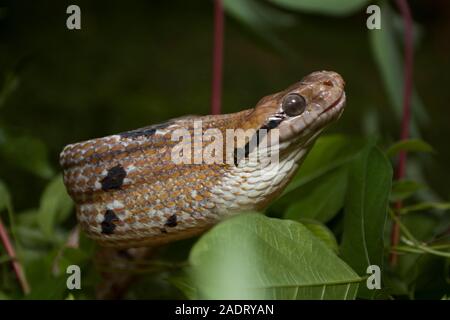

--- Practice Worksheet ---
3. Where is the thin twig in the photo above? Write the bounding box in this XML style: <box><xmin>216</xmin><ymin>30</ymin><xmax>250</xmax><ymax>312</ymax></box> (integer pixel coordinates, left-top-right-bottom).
<box><xmin>0</xmin><ymin>218</ymin><xmax>30</xmax><ymax>294</ymax></box>
<box><xmin>211</xmin><ymin>0</ymin><xmax>224</xmax><ymax>115</ymax></box>
<box><xmin>389</xmin><ymin>209</ymin><xmax>450</xmax><ymax>259</ymax></box>
<box><xmin>390</xmin><ymin>0</ymin><xmax>414</xmax><ymax>266</ymax></box>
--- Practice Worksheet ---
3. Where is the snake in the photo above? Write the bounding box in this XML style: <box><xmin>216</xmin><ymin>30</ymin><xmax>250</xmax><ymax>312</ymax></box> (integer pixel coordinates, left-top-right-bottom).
<box><xmin>60</xmin><ymin>71</ymin><xmax>346</xmax><ymax>248</ymax></box>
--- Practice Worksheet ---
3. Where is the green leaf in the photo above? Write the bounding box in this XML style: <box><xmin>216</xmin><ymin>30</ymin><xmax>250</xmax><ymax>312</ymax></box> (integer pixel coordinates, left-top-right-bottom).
<box><xmin>341</xmin><ymin>146</ymin><xmax>392</xmax><ymax>298</ymax></box>
<box><xmin>223</xmin><ymin>0</ymin><xmax>295</xmax><ymax>55</ymax></box>
<box><xmin>390</xmin><ymin>179</ymin><xmax>425</xmax><ymax>202</ymax></box>
<box><xmin>297</xmin><ymin>219</ymin><xmax>339</xmax><ymax>253</ymax></box>
<box><xmin>15</xmin><ymin>225</ymin><xmax>52</xmax><ymax>248</ymax></box>
<box><xmin>0</xmin><ymin>179</ymin><xmax>12</xmax><ymax>214</ymax></box>
<box><xmin>386</xmin><ymin>139</ymin><xmax>434</xmax><ymax>158</ymax></box>
<box><xmin>283</xmin><ymin>166</ymin><xmax>348</xmax><ymax>223</ymax></box>
<box><xmin>268</xmin><ymin>0</ymin><xmax>370</xmax><ymax>16</ymax></box>
<box><xmin>384</xmin><ymin>214</ymin><xmax>445</xmax><ymax>297</ymax></box>
<box><xmin>188</xmin><ymin>213</ymin><xmax>361</xmax><ymax>299</ymax></box>
<box><xmin>26</xmin><ymin>274</ymin><xmax>68</xmax><ymax>300</ymax></box>
<box><xmin>169</xmin><ymin>270</ymin><xmax>199</xmax><ymax>300</ymax></box>
<box><xmin>22</xmin><ymin>248</ymin><xmax>67</xmax><ymax>299</ymax></box>
<box><xmin>224</xmin><ymin>0</ymin><xmax>295</xmax><ymax>29</ymax></box>
<box><xmin>15</xmin><ymin>209</ymin><xmax>39</xmax><ymax>227</ymax></box>
<box><xmin>0</xmin><ymin>135</ymin><xmax>54</xmax><ymax>179</ymax></box>
<box><xmin>400</xmin><ymin>202</ymin><xmax>450</xmax><ymax>215</ymax></box>
<box><xmin>402</xmin><ymin>213</ymin><xmax>441</xmax><ymax>242</ymax></box>
<box><xmin>37</xmin><ymin>175</ymin><xmax>74</xmax><ymax>240</ymax></box>
<box><xmin>270</xmin><ymin>135</ymin><xmax>365</xmax><ymax>219</ymax></box>
<box><xmin>369</xmin><ymin>1</ymin><xmax>428</xmax><ymax>136</ymax></box>
<box><xmin>281</xmin><ymin>135</ymin><xmax>366</xmax><ymax>196</ymax></box>
<box><xmin>57</xmin><ymin>248</ymin><xmax>91</xmax><ymax>276</ymax></box>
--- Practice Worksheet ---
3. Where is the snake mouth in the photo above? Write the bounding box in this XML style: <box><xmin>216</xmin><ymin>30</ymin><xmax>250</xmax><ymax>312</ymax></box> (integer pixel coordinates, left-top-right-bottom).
<box><xmin>320</xmin><ymin>92</ymin><xmax>346</xmax><ymax>116</ymax></box>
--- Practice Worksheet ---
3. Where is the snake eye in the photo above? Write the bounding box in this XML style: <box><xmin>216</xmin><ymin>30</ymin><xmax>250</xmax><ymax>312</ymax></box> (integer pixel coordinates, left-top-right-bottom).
<box><xmin>281</xmin><ymin>93</ymin><xmax>306</xmax><ymax>117</ymax></box>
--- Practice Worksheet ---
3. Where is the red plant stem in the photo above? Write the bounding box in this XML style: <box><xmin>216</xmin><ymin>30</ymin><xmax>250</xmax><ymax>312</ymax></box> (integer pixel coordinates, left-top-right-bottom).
<box><xmin>390</xmin><ymin>0</ymin><xmax>414</xmax><ymax>266</ymax></box>
<box><xmin>0</xmin><ymin>218</ymin><xmax>30</xmax><ymax>294</ymax></box>
<box><xmin>211</xmin><ymin>0</ymin><xmax>224</xmax><ymax>115</ymax></box>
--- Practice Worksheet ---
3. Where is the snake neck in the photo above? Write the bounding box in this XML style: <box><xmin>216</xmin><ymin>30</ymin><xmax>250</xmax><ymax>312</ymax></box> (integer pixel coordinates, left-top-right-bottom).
<box><xmin>211</xmin><ymin>127</ymin><xmax>322</xmax><ymax>214</ymax></box>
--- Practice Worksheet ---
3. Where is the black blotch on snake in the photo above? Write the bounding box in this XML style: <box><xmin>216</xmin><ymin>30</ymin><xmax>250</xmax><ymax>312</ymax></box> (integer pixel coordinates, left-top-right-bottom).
<box><xmin>101</xmin><ymin>164</ymin><xmax>126</xmax><ymax>191</ymax></box>
<box><xmin>101</xmin><ymin>209</ymin><xmax>119</xmax><ymax>235</ymax></box>
<box><xmin>233</xmin><ymin>120</ymin><xmax>280</xmax><ymax>166</ymax></box>
<box><xmin>165</xmin><ymin>214</ymin><xmax>178</xmax><ymax>227</ymax></box>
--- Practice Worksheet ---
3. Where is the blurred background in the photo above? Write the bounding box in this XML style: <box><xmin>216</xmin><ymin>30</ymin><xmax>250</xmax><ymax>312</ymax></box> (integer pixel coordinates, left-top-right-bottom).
<box><xmin>0</xmin><ymin>0</ymin><xmax>449</xmax><ymax>299</ymax></box>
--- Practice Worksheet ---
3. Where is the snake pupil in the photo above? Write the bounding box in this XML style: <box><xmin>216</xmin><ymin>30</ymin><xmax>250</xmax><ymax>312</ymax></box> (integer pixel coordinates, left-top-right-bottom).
<box><xmin>282</xmin><ymin>93</ymin><xmax>306</xmax><ymax>117</ymax></box>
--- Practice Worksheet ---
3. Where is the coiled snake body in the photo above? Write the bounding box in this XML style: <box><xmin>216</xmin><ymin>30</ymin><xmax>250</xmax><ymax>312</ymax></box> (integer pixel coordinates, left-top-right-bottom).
<box><xmin>60</xmin><ymin>71</ymin><xmax>346</xmax><ymax>248</ymax></box>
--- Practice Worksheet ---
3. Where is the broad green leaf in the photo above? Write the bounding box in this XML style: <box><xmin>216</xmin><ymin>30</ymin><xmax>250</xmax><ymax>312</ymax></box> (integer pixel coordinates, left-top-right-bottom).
<box><xmin>26</xmin><ymin>274</ymin><xmax>68</xmax><ymax>299</ymax></box>
<box><xmin>0</xmin><ymin>135</ymin><xmax>54</xmax><ymax>179</ymax></box>
<box><xmin>369</xmin><ymin>1</ymin><xmax>428</xmax><ymax>136</ymax></box>
<box><xmin>224</xmin><ymin>0</ymin><xmax>295</xmax><ymax>29</ymax></box>
<box><xmin>386</xmin><ymin>139</ymin><xmax>434</xmax><ymax>158</ymax></box>
<box><xmin>15</xmin><ymin>226</ymin><xmax>51</xmax><ymax>247</ymax></box>
<box><xmin>390</xmin><ymin>179</ymin><xmax>425</xmax><ymax>202</ymax></box>
<box><xmin>57</xmin><ymin>248</ymin><xmax>91</xmax><ymax>276</ymax></box>
<box><xmin>269</xmin><ymin>135</ymin><xmax>364</xmax><ymax>219</ymax></box>
<box><xmin>283</xmin><ymin>166</ymin><xmax>348</xmax><ymax>223</ymax></box>
<box><xmin>269</xmin><ymin>0</ymin><xmax>370</xmax><ymax>16</ymax></box>
<box><xmin>223</xmin><ymin>0</ymin><xmax>295</xmax><ymax>55</ymax></box>
<box><xmin>341</xmin><ymin>146</ymin><xmax>392</xmax><ymax>299</ymax></box>
<box><xmin>15</xmin><ymin>209</ymin><xmax>39</xmax><ymax>227</ymax></box>
<box><xmin>400</xmin><ymin>202</ymin><xmax>450</xmax><ymax>215</ymax></box>
<box><xmin>189</xmin><ymin>213</ymin><xmax>361</xmax><ymax>299</ymax></box>
<box><xmin>282</xmin><ymin>135</ymin><xmax>366</xmax><ymax>195</ymax></box>
<box><xmin>38</xmin><ymin>175</ymin><xmax>74</xmax><ymax>240</ymax></box>
<box><xmin>297</xmin><ymin>219</ymin><xmax>339</xmax><ymax>253</ymax></box>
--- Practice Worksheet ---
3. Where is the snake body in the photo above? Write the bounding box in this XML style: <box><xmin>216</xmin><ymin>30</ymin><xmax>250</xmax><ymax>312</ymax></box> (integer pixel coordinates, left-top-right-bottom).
<box><xmin>60</xmin><ymin>71</ymin><xmax>346</xmax><ymax>248</ymax></box>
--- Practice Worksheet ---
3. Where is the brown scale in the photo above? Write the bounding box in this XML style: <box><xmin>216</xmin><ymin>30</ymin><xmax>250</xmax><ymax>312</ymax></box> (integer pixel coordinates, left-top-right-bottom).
<box><xmin>60</xmin><ymin>110</ymin><xmax>255</xmax><ymax>247</ymax></box>
<box><xmin>60</xmin><ymin>71</ymin><xmax>346</xmax><ymax>248</ymax></box>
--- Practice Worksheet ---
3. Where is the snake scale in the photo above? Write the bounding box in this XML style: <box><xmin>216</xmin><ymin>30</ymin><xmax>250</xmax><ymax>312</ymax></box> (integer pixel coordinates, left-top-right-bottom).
<box><xmin>60</xmin><ymin>71</ymin><xmax>346</xmax><ymax>248</ymax></box>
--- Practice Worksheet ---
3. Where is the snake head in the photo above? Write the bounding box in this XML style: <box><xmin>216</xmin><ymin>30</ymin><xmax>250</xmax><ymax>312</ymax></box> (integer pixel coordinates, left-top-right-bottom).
<box><xmin>247</xmin><ymin>71</ymin><xmax>345</xmax><ymax>142</ymax></box>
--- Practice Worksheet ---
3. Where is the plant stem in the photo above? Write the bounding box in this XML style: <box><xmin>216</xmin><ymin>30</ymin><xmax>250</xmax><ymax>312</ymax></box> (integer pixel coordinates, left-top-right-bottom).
<box><xmin>211</xmin><ymin>0</ymin><xmax>224</xmax><ymax>115</ymax></box>
<box><xmin>389</xmin><ymin>209</ymin><xmax>450</xmax><ymax>258</ymax></box>
<box><xmin>0</xmin><ymin>218</ymin><xmax>30</xmax><ymax>294</ymax></box>
<box><xmin>390</xmin><ymin>0</ymin><xmax>414</xmax><ymax>266</ymax></box>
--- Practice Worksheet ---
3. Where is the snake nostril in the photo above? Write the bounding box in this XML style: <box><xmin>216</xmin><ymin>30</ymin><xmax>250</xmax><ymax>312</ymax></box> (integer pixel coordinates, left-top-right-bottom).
<box><xmin>322</xmin><ymin>80</ymin><xmax>333</xmax><ymax>87</ymax></box>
